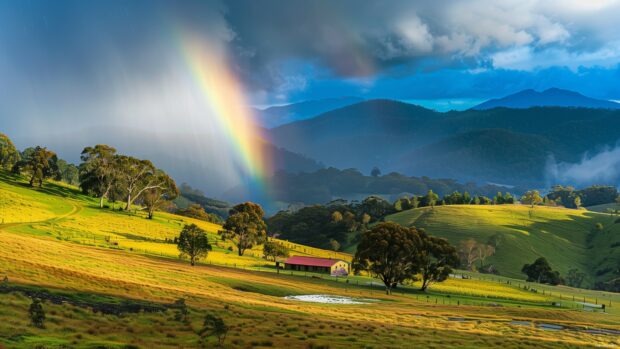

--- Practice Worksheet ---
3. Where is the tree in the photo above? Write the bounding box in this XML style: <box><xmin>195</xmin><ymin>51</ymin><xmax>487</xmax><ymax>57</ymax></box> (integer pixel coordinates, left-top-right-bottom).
<box><xmin>421</xmin><ymin>190</ymin><xmax>439</xmax><ymax>208</ymax></box>
<box><xmin>177</xmin><ymin>224</ymin><xmax>212</xmax><ymax>266</ymax></box>
<box><xmin>353</xmin><ymin>222</ymin><xmax>423</xmax><ymax>294</ymax></box>
<box><xmin>477</xmin><ymin>244</ymin><xmax>495</xmax><ymax>268</ymax></box>
<box><xmin>370</xmin><ymin>166</ymin><xmax>381</xmax><ymax>177</ymax></box>
<box><xmin>176</xmin><ymin>204</ymin><xmax>222</xmax><ymax>223</ymax></box>
<box><xmin>331</xmin><ymin>211</ymin><xmax>343</xmax><ymax>222</ymax></box>
<box><xmin>263</xmin><ymin>241</ymin><xmax>290</xmax><ymax>261</ymax></box>
<box><xmin>0</xmin><ymin>133</ymin><xmax>20</xmax><ymax>170</ymax></box>
<box><xmin>329</xmin><ymin>238</ymin><xmax>341</xmax><ymax>251</ymax></box>
<box><xmin>142</xmin><ymin>171</ymin><xmax>178</xmax><ymax>219</ymax></box>
<box><xmin>458</xmin><ymin>239</ymin><xmax>479</xmax><ymax>270</ymax></box>
<box><xmin>418</xmin><ymin>233</ymin><xmax>459</xmax><ymax>291</ymax></box>
<box><xmin>115</xmin><ymin>156</ymin><xmax>169</xmax><ymax>210</ymax></box>
<box><xmin>79</xmin><ymin>145</ymin><xmax>118</xmax><ymax>208</ymax></box>
<box><xmin>522</xmin><ymin>257</ymin><xmax>562</xmax><ymax>285</ymax></box>
<box><xmin>28</xmin><ymin>298</ymin><xmax>45</xmax><ymax>328</ymax></box>
<box><xmin>574</xmin><ymin>196</ymin><xmax>582</xmax><ymax>209</ymax></box>
<box><xmin>521</xmin><ymin>190</ymin><xmax>543</xmax><ymax>207</ymax></box>
<box><xmin>221</xmin><ymin>202</ymin><xmax>267</xmax><ymax>256</ymax></box>
<box><xmin>56</xmin><ymin>159</ymin><xmax>80</xmax><ymax>186</ymax></box>
<box><xmin>566</xmin><ymin>268</ymin><xmax>586</xmax><ymax>288</ymax></box>
<box><xmin>200</xmin><ymin>313</ymin><xmax>229</xmax><ymax>346</ymax></box>
<box><xmin>17</xmin><ymin>146</ymin><xmax>59</xmax><ymax>187</ymax></box>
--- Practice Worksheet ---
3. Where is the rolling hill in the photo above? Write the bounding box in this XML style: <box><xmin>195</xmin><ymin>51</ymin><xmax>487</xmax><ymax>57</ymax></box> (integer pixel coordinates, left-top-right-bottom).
<box><xmin>473</xmin><ymin>88</ymin><xmax>620</xmax><ymax>110</ymax></box>
<box><xmin>2</xmin><ymin>171</ymin><xmax>620</xmax><ymax>347</ymax></box>
<box><xmin>268</xmin><ymin>99</ymin><xmax>620</xmax><ymax>187</ymax></box>
<box><xmin>254</xmin><ymin>96</ymin><xmax>364</xmax><ymax>128</ymax></box>
<box><xmin>386</xmin><ymin>204</ymin><xmax>620</xmax><ymax>289</ymax></box>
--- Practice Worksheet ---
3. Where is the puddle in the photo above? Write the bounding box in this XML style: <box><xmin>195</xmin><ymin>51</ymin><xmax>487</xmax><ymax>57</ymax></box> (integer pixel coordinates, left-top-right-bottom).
<box><xmin>284</xmin><ymin>295</ymin><xmax>376</xmax><ymax>304</ymax></box>
<box><xmin>510</xmin><ymin>321</ymin><xmax>532</xmax><ymax>326</ymax></box>
<box><xmin>538</xmin><ymin>323</ymin><xmax>563</xmax><ymax>331</ymax></box>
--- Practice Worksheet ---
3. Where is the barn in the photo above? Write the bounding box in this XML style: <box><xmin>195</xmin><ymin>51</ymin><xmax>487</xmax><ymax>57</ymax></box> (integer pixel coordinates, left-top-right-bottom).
<box><xmin>282</xmin><ymin>256</ymin><xmax>350</xmax><ymax>276</ymax></box>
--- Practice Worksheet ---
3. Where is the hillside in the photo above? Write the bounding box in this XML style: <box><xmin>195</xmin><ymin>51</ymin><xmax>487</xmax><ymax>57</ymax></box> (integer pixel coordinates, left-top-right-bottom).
<box><xmin>268</xmin><ymin>100</ymin><xmax>620</xmax><ymax>187</ymax></box>
<box><xmin>2</xmin><ymin>172</ymin><xmax>620</xmax><ymax>347</ymax></box>
<box><xmin>399</xmin><ymin>129</ymin><xmax>553</xmax><ymax>185</ymax></box>
<box><xmin>473</xmin><ymin>88</ymin><xmax>620</xmax><ymax>110</ymax></box>
<box><xmin>254</xmin><ymin>97</ymin><xmax>364</xmax><ymax>128</ymax></box>
<box><xmin>386</xmin><ymin>205</ymin><xmax>620</xmax><ymax>289</ymax></box>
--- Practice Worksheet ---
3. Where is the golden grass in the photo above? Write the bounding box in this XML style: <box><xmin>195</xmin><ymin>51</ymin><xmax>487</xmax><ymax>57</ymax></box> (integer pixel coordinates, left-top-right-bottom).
<box><xmin>1</xmin><ymin>174</ymin><xmax>620</xmax><ymax>348</ymax></box>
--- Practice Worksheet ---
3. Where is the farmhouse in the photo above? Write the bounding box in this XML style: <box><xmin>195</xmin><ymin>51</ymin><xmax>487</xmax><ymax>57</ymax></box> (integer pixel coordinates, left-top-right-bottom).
<box><xmin>282</xmin><ymin>256</ymin><xmax>350</xmax><ymax>276</ymax></box>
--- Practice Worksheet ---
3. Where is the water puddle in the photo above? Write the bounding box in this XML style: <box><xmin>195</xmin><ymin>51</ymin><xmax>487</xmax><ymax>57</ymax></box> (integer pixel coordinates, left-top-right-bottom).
<box><xmin>284</xmin><ymin>295</ymin><xmax>377</xmax><ymax>304</ymax></box>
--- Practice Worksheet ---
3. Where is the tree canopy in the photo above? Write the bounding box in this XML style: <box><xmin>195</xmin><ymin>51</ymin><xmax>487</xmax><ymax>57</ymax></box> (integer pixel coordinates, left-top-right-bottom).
<box><xmin>353</xmin><ymin>222</ymin><xmax>423</xmax><ymax>294</ymax></box>
<box><xmin>522</xmin><ymin>257</ymin><xmax>562</xmax><ymax>285</ymax></box>
<box><xmin>221</xmin><ymin>202</ymin><xmax>267</xmax><ymax>256</ymax></box>
<box><xmin>177</xmin><ymin>224</ymin><xmax>212</xmax><ymax>266</ymax></box>
<box><xmin>0</xmin><ymin>133</ymin><xmax>20</xmax><ymax>170</ymax></box>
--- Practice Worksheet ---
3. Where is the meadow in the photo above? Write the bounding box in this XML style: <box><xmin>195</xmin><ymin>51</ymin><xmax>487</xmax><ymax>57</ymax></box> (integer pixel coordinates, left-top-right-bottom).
<box><xmin>1</xmin><ymin>172</ymin><xmax>620</xmax><ymax>348</ymax></box>
<box><xmin>387</xmin><ymin>204</ymin><xmax>620</xmax><ymax>287</ymax></box>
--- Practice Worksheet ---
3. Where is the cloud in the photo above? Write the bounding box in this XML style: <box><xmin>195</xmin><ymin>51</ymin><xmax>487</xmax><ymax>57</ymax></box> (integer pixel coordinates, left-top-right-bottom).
<box><xmin>547</xmin><ymin>145</ymin><xmax>620</xmax><ymax>186</ymax></box>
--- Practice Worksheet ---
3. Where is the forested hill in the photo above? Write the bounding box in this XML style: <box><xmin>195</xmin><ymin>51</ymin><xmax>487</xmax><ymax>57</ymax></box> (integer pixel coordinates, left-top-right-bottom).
<box><xmin>267</xmin><ymin>99</ymin><xmax>620</xmax><ymax>187</ymax></box>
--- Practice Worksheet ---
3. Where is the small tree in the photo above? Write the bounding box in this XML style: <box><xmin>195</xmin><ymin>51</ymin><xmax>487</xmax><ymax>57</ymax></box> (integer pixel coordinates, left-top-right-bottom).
<box><xmin>263</xmin><ymin>241</ymin><xmax>289</xmax><ymax>261</ymax></box>
<box><xmin>458</xmin><ymin>239</ymin><xmax>479</xmax><ymax>270</ymax></box>
<box><xmin>29</xmin><ymin>298</ymin><xmax>45</xmax><ymax>328</ymax></box>
<box><xmin>200</xmin><ymin>313</ymin><xmax>229</xmax><ymax>346</ymax></box>
<box><xmin>220</xmin><ymin>202</ymin><xmax>267</xmax><ymax>256</ymax></box>
<box><xmin>177</xmin><ymin>224</ymin><xmax>212</xmax><ymax>266</ymax></box>
<box><xmin>418</xmin><ymin>234</ymin><xmax>459</xmax><ymax>291</ymax></box>
<box><xmin>477</xmin><ymin>244</ymin><xmax>495</xmax><ymax>268</ymax></box>
<box><xmin>521</xmin><ymin>190</ymin><xmax>543</xmax><ymax>208</ymax></box>
<box><xmin>574</xmin><ymin>196</ymin><xmax>582</xmax><ymax>209</ymax></box>
<box><xmin>353</xmin><ymin>222</ymin><xmax>422</xmax><ymax>294</ymax></box>
<box><xmin>522</xmin><ymin>257</ymin><xmax>562</xmax><ymax>285</ymax></box>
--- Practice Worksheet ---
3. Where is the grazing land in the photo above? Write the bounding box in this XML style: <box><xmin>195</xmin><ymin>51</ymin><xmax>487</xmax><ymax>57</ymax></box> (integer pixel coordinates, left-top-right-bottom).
<box><xmin>387</xmin><ymin>205</ymin><xmax>620</xmax><ymax>288</ymax></box>
<box><xmin>1</xmin><ymin>172</ymin><xmax>620</xmax><ymax>348</ymax></box>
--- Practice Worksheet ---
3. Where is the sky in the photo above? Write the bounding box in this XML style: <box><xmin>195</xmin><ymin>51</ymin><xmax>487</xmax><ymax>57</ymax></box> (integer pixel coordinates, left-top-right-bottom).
<box><xmin>2</xmin><ymin>0</ymin><xmax>620</xmax><ymax>195</ymax></box>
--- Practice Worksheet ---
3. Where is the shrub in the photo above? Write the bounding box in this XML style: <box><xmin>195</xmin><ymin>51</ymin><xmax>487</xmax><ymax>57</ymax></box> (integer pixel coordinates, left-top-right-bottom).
<box><xmin>28</xmin><ymin>298</ymin><xmax>45</xmax><ymax>328</ymax></box>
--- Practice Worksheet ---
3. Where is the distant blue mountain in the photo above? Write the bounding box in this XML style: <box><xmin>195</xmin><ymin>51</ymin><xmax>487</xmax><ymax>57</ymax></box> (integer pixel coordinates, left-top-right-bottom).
<box><xmin>254</xmin><ymin>96</ymin><xmax>364</xmax><ymax>128</ymax></box>
<box><xmin>472</xmin><ymin>88</ymin><xmax>620</xmax><ymax>110</ymax></box>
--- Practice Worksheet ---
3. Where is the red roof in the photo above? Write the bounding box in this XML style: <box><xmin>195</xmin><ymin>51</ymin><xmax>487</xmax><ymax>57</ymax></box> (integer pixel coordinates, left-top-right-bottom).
<box><xmin>284</xmin><ymin>256</ymin><xmax>346</xmax><ymax>267</ymax></box>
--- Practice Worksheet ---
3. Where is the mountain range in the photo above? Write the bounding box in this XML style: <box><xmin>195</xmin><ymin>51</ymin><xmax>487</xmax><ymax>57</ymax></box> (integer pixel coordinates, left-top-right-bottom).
<box><xmin>472</xmin><ymin>88</ymin><xmax>620</xmax><ymax>110</ymax></box>
<box><xmin>267</xmin><ymin>92</ymin><xmax>620</xmax><ymax>190</ymax></box>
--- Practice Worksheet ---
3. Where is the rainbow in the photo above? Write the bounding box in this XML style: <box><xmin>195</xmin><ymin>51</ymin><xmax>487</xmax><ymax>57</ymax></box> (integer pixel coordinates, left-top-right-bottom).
<box><xmin>179</xmin><ymin>35</ymin><xmax>272</xmax><ymax>198</ymax></box>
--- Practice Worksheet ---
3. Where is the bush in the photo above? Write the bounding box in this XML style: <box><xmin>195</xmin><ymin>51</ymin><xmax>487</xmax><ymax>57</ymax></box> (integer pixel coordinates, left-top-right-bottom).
<box><xmin>29</xmin><ymin>298</ymin><xmax>45</xmax><ymax>328</ymax></box>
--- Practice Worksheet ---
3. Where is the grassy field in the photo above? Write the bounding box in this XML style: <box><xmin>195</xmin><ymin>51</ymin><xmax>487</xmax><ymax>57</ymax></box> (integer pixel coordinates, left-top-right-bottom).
<box><xmin>387</xmin><ymin>204</ymin><xmax>620</xmax><ymax>287</ymax></box>
<box><xmin>2</xmin><ymin>172</ymin><xmax>620</xmax><ymax>348</ymax></box>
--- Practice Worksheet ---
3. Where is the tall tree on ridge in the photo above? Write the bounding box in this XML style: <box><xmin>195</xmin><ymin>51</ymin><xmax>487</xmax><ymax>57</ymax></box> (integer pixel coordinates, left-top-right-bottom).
<box><xmin>79</xmin><ymin>145</ymin><xmax>118</xmax><ymax>208</ymax></box>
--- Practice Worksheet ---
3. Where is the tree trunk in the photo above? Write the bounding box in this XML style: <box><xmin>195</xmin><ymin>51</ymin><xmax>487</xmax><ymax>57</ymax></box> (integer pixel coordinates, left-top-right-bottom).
<box><xmin>190</xmin><ymin>256</ymin><xmax>195</xmax><ymax>266</ymax></box>
<box><xmin>125</xmin><ymin>194</ymin><xmax>132</xmax><ymax>211</ymax></box>
<box><xmin>99</xmin><ymin>195</ymin><xmax>105</xmax><ymax>209</ymax></box>
<box><xmin>148</xmin><ymin>207</ymin><xmax>154</xmax><ymax>219</ymax></box>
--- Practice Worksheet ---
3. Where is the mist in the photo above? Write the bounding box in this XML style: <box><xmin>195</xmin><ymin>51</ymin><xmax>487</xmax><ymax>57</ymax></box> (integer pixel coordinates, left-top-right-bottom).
<box><xmin>546</xmin><ymin>145</ymin><xmax>620</xmax><ymax>187</ymax></box>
